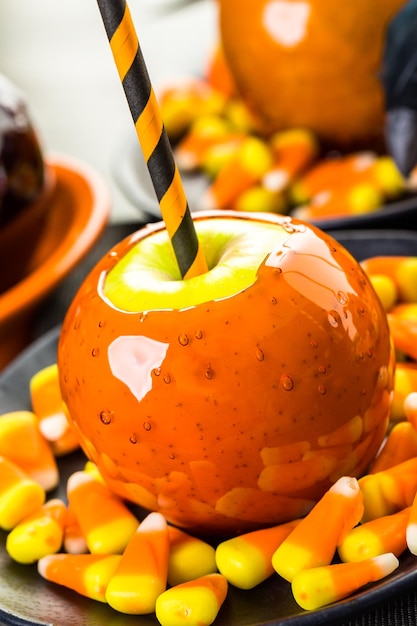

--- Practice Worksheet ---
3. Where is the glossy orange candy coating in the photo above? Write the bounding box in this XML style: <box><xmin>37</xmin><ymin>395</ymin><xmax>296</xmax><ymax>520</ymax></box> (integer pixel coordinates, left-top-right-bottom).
<box><xmin>218</xmin><ymin>0</ymin><xmax>409</xmax><ymax>149</ymax></box>
<box><xmin>58</xmin><ymin>212</ymin><xmax>393</xmax><ymax>535</ymax></box>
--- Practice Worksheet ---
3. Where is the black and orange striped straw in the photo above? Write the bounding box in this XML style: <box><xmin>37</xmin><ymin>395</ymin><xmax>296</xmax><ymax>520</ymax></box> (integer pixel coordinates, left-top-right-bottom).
<box><xmin>96</xmin><ymin>0</ymin><xmax>208</xmax><ymax>279</ymax></box>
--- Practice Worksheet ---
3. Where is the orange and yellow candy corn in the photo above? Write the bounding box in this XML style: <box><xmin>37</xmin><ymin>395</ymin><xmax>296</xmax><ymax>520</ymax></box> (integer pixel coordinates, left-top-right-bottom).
<box><xmin>199</xmin><ymin>136</ymin><xmax>274</xmax><ymax>210</ymax></box>
<box><xmin>292</xmin><ymin>553</ymin><xmax>399</xmax><ymax>611</ymax></box>
<box><xmin>30</xmin><ymin>363</ymin><xmax>80</xmax><ymax>456</ymax></box>
<box><xmin>232</xmin><ymin>185</ymin><xmax>287</xmax><ymax>214</ymax></box>
<box><xmin>0</xmin><ymin>455</ymin><xmax>45</xmax><ymax>530</ymax></box>
<box><xmin>294</xmin><ymin>184</ymin><xmax>383</xmax><ymax>221</ymax></box>
<box><xmin>0</xmin><ymin>410</ymin><xmax>58</xmax><ymax>491</ymax></box>
<box><xmin>390</xmin><ymin>362</ymin><xmax>417</xmax><ymax>422</ymax></box>
<box><xmin>387</xmin><ymin>315</ymin><xmax>417</xmax><ymax>362</ymax></box>
<box><xmin>159</xmin><ymin>79</ymin><xmax>226</xmax><ymax>141</ymax></box>
<box><xmin>6</xmin><ymin>498</ymin><xmax>67</xmax><ymax>564</ymax></box>
<box><xmin>155</xmin><ymin>573</ymin><xmax>228</xmax><ymax>626</ymax></box>
<box><xmin>38</xmin><ymin>553</ymin><xmax>121</xmax><ymax>602</ymax></box>
<box><xmin>174</xmin><ymin>115</ymin><xmax>240</xmax><ymax>172</ymax></box>
<box><xmin>406</xmin><ymin>490</ymin><xmax>417</xmax><ymax>555</ymax></box>
<box><xmin>404</xmin><ymin>392</ymin><xmax>417</xmax><ymax>432</ymax></box>
<box><xmin>290</xmin><ymin>152</ymin><xmax>377</xmax><ymax>204</ymax></box>
<box><xmin>338</xmin><ymin>506</ymin><xmax>410</xmax><ymax>562</ymax></box>
<box><xmin>216</xmin><ymin>518</ymin><xmax>300</xmax><ymax>589</ymax></box>
<box><xmin>63</xmin><ymin>503</ymin><xmax>88</xmax><ymax>555</ymax></box>
<box><xmin>368</xmin><ymin>421</ymin><xmax>417</xmax><ymax>474</ymax></box>
<box><xmin>361</xmin><ymin>256</ymin><xmax>417</xmax><ymax>304</ymax></box>
<box><xmin>272</xmin><ymin>476</ymin><xmax>363</xmax><ymax>582</ymax></box>
<box><xmin>67</xmin><ymin>470</ymin><xmax>139</xmax><ymax>554</ymax></box>
<box><xmin>200</xmin><ymin>135</ymin><xmax>245</xmax><ymax>178</ymax></box>
<box><xmin>167</xmin><ymin>525</ymin><xmax>217</xmax><ymax>587</ymax></box>
<box><xmin>263</xmin><ymin>128</ymin><xmax>318</xmax><ymax>193</ymax></box>
<box><xmin>105</xmin><ymin>511</ymin><xmax>169</xmax><ymax>614</ymax></box>
<box><xmin>367</xmin><ymin>274</ymin><xmax>398</xmax><ymax>312</ymax></box>
<box><xmin>359</xmin><ymin>457</ymin><xmax>417</xmax><ymax>521</ymax></box>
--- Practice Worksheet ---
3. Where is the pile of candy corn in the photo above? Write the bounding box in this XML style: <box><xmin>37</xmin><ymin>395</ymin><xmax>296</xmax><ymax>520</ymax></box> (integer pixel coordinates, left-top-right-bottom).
<box><xmin>158</xmin><ymin>76</ymin><xmax>417</xmax><ymax>220</ymax></box>
<box><xmin>2</xmin><ymin>256</ymin><xmax>417</xmax><ymax>623</ymax></box>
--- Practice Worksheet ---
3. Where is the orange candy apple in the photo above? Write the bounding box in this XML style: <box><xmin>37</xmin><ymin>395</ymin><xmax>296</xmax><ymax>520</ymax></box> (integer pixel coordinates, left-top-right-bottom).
<box><xmin>58</xmin><ymin>211</ymin><xmax>394</xmax><ymax>536</ymax></box>
<box><xmin>217</xmin><ymin>0</ymin><xmax>409</xmax><ymax>149</ymax></box>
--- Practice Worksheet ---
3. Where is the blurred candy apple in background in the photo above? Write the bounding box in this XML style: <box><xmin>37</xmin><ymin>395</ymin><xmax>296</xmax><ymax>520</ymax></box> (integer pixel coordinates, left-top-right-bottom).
<box><xmin>0</xmin><ymin>74</ymin><xmax>44</xmax><ymax>229</ymax></box>
<box><xmin>217</xmin><ymin>0</ymin><xmax>412</xmax><ymax>152</ymax></box>
<box><xmin>58</xmin><ymin>211</ymin><xmax>394</xmax><ymax>536</ymax></box>
<box><xmin>0</xmin><ymin>73</ymin><xmax>50</xmax><ymax>295</ymax></box>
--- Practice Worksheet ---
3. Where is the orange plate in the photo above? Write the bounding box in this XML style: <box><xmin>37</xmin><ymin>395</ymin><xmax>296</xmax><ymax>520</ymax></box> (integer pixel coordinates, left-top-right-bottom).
<box><xmin>0</xmin><ymin>153</ymin><xmax>111</xmax><ymax>371</ymax></box>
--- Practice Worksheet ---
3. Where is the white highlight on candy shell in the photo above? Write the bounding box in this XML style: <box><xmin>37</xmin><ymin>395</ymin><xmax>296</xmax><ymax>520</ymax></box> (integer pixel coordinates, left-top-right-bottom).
<box><xmin>108</xmin><ymin>335</ymin><xmax>169</xmax><ymax>402</ymax></box>
<box><xmin>262</xmin><ymin>1</ymin><xmax>311</xmax><ymax>48</ymax></box>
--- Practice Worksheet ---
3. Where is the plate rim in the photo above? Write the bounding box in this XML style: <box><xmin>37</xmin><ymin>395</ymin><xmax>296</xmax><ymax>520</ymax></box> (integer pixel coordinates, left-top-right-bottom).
<box><xmin>0</xmin><ymin>152</ymin><xmax>110</xmax><ymax>322</ymax></box>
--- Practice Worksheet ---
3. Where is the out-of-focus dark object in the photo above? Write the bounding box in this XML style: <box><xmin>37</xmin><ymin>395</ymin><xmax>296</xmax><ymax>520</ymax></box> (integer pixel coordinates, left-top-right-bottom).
<box><xmin>383</xmin><ymin>0</ymin><xmax>417</xmax><ymax>176</ymax></box>
<box><xmin>0</xmin><ymin>153</ymin><xmax>111</xmax><ymax>372</ymax></box>
<box><xmin>0</xmin><ymin>74</ymin><xmax>54</xmax><ymax>295</ymax></box>
<box><xmin>0</xmin><ymin>75</ymin><xmax>111</xmax><ymax>370</ymax></box>
<box><xmin>0</xmin><ymin>74</ymin><xmax>45</xmax><ymax>228</ymax></box>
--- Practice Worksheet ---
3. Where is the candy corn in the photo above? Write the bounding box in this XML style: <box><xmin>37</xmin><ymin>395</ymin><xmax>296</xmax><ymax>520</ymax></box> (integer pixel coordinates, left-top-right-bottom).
<box><xmin>292</xmin><ymin>553</ymin><xmax>399</xmax><ymax>611</ymax></box>
<box><xmin>63</xmin><ymin>504</ymin><xmax>88</xmax><ymax>555</ymax></box>
<box><xmin>404</xmin><ymin>392</ymin><xmax>417</xmax><ymax>431</ymax></box>
<box><xmin>359</xmin><ymin>457</ymin><xmax>417</xmax><ymax>521</ymax></box>
<box><xmin>406</xmin><ymin>490</ymin><xmax>417</xmax><ymax>555</ymax></box>
<box><xmin>105</xmin><ymin>512</ymin><xmax>169</xmax><ymax>614</ymax></box>
<box><xmin>38</xmin><ymin>553</ymin><xmax>121</xmax><ymax>602</ymax></box>
<box><xmin>367</xmin><ymin>274</ymin><xmax>398</xmax><ymax>311</ymax></box>
<box><xmin>369</xmin><ymin>422</ymin><xmax>417</xmax><ymax>473</ymax></box>
<box><xmin>216</xmin><ymin>518</ymin><xmax>300</xmax><ymax>589</ymax></box>
<box><xmin>66</xmin><ymin>471</ymin><xmax>139</xmax><ymax>554</ymax></box>
<box><xmin>361</xmin><ymin>256</ymin><xmax>417</xmax><ymax>304</ymax></box>
<box><xmin>155</xmin><ymin>573</ymin><xmax>228</xmax><ymax>626</ymax></box>
<box><xmin>0</xmin><ymin>410</ymin><xmax>59</xmax><ymax>490</ymax></box>
<box><xmin>338</xmin><ymin>506</ymin><xmax>410</xmax><ymax>562</ymax></box>
<box><xmin>174</xmin><ymin>115</ymin><xmax>241</xmax><ymax>172</ymax></box>
<box><xmin>199</xmin><ymin>136</ymin><xmax>274</xmax><ymax>210</ymax></box>
<box><xmin>30</xmin><ymin>363</ymin><xmax>80</xmax><ymax>456</ymax></box>
<box><xmin>167</xmin><ymin>525</ymin><xmax>217</xmax><ymax>587</ymax></box>
<box><xmin>200</xmin><ymin>136</ymin><xmax>245</xmax><ymax>178</ymax></box>
<box><xmin>290</xmin><ymin>152</ymin><xmax>378</xmax><ymax>205</ymax></box>
<box><xmin>0</xmin><ymin>456</ymin><xmax>45</xmax><ymax>530</ymax></box>
<box><xmin>272</xmin><ymin>476</ymin><xmax>363</xmax><ymax>582</ymax></box>
<box><xmin>159</xmin><ymin>79</ymin><xmax>226</xmax><ymax>140</ymax></box>
<box><xmin>390</xmin><ymin>302</ymin><xmax>417</xmax><ymax>322</ymax></box>
<box><xmin>223</xmin><ymin>98</ymin><xmax>261</xmax><ymax>135</ymax></box>
<box><xmin>387</xmin><ymin>314</ymin><xmax>417</xmax><ymax>362</ymax></box>
<box><xmin>390</xmin><ymin>362</ymin><xmax>417</xmax><ymax>421</ymax></box>
<box><xmin>372</xmin><ymin>156</ymin><xmax>405</xmax><ymax>199</ymax></box>
<box><xmin>232</xmin><ymin>185</ymin><xmax>287</xmax><ymax>214</ymax></box>
<box><xmin>6</xmin><ymin>498</ymin><xmax>67</xmax><ymax>564</ymax></box>
<box><xmin>293</xmin><ymin>183</ymin><xmax>383</xmax><ymax>221</ymax></box>
<box><xmin>263</xmin><ymin>128</ymin><xmax>318</xmax><ymax>193</ymax></box>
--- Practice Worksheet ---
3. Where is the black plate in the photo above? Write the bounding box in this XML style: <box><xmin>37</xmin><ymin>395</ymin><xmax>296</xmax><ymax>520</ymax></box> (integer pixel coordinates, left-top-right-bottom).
<box><xmin>2</xmin><ymin>231</ymin><xmax>417</xmax><ymax>626</ymax></box>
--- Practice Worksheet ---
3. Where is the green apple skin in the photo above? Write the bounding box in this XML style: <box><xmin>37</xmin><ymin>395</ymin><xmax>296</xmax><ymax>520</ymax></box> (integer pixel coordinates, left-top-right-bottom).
<box><xmin>58</xmin><ymin>210</ymin><xmax>394</xmax><ymax>536</ymax></box>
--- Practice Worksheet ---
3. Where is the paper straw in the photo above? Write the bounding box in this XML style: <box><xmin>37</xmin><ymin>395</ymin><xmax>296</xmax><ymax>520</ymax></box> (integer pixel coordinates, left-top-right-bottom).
<box><xmin>96</xmin><ymin>0</ymin><xmax>208</xmax><ymax>279</ymax></box>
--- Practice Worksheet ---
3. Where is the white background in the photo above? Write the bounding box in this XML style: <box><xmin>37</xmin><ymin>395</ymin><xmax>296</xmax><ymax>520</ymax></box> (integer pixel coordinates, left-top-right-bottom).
<box><xmin>0</xmin><ymin>0</ymin><xmax>218</xmax><ymax>222</ymax></box>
